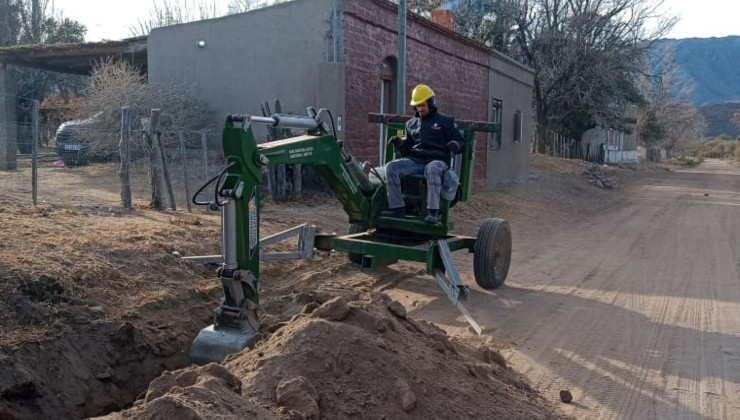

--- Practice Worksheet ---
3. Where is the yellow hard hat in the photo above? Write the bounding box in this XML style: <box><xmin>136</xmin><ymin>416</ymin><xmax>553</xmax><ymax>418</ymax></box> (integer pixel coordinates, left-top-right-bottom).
<box><xmin>409</xmin><ymin>84</ymin><xmax>435</xmax><ymax>106</ymax></box>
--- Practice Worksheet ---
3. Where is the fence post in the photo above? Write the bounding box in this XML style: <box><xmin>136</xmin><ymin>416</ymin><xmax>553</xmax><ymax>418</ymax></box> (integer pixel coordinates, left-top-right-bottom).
<box><xmin>261</xmin><ymin>101</ymin><xmax>277</xmax><ymax>199</ymax></box>
<box><xmin>159</xmin><ymin>132</ymin><xmax>176</xmax><ymax>211</ymax></box>
<box><xmin>31</xmin><ymin>100</ymin><xmax>39</xmax><ymax>206</ymax></box>
<box><xmin>180</xmin><ymin>131</ymin><xmax>192</xmax><ymax>212</ymax></box>
<box><xmin>201</xmin><ymin>131</ymin><xmax>208</xmax><ymax>179</ymax></box>
<box><xmin>293</xmin><ymin>163</ymin><xmax>302</xmax><ymax>199</ymax></box>
<box><xmin>273</xmin><ymin>99</ymin><xmax>286</xmax><ymax>200</ymax></box>
<box><xmin>148</xmin><ymin>109</ymin><xmax>165</xmax><ymax>209</ymax></box>
<box><xmin>119</xmin><ymin>106</ymin><xmax>132</xmax><ymax>209</ymax></box>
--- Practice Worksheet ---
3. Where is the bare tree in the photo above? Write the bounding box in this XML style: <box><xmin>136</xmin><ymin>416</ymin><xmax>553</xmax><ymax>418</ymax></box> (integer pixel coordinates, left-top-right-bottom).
<box><xmin>732</xmin><ymin>111</ymin><xmax>740</xmax><ymax>139</ymax></box>
<box><xmin>129</xmin><ymin>0</ymin><xmax>294</xmax><ymax>34</ymax></box>
<box><xmin>448</xmin><ymin>0</ymin><xmax>677</xmax><ymax>152</ymax></box>
<box><xmin>83</xmin><ymin>59</ymin><xmax>214</xmax><ymax>155</ymax></box>
<box><xmin>637</xmin><ymin>48</ymin><xmax>704</xmax><ymax>154</ymax></box>
<box><xmin>129</xmin><ymin>0</ymin><xmax>221</xmax><ymax>36</ymax></box>
<box><xmin>226</xmin><ymin>0</ymin><xmax>286</xmax><ymax>14</ymax></box>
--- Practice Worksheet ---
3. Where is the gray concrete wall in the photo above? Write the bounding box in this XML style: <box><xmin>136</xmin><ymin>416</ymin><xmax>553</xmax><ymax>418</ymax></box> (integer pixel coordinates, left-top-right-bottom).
<box><xmin>147</xmin><ymin>0</ymin><xmax>345</xmax><ymax>140</ymax></box>
<box><xmin>487</xmin><ymin>54</ymin><xmax>535</xmax><ymax>187</ymax></box>
<box><xmin>0</xmin><ymin>67</ymin><xmax>17</xmax><ymax>170</ymax></box>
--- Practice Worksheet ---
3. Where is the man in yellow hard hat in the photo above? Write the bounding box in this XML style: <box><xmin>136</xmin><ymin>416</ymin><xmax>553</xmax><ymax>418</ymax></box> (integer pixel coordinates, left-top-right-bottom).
<box><xmin>382</xmin><ymin>84</ymin><xmax>465</xmax><ymax>224</ymax></box>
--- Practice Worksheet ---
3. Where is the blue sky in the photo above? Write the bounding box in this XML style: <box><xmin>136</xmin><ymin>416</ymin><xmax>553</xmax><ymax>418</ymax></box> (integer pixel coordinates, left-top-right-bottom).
<box><xmin>51</xmin><ymin>0</ymin><xmax>740</xmax><ymax>42</ymax></box>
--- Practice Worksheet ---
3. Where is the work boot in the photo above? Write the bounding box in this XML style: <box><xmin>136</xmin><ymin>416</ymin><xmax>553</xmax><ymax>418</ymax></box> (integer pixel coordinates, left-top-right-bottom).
<box><xmin>424</xmin><ymin>209</ymin><xmax>440</xmax><ymax>224</ymax></box>
<box><xmin>381</xmin><ymin>207</ymin><xmax>406</xmax><ymax>218</ymax></box>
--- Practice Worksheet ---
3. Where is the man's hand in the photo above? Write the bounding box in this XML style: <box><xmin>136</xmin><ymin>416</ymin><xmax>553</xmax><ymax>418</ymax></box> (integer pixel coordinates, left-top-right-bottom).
<box><xmin>388</xmin><ymin>136</ymin><xmax>402</xmax><ymax>146</ymax></box>
<box><xmin>446</xmin><ymin>141</ymin><xmax>463</xmax><ymax>154</ymax></box>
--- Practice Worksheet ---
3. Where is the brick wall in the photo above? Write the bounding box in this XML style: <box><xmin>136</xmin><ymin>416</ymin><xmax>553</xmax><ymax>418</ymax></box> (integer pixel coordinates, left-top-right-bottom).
<box><xmin>343</xmin><ymin>0</ymin><xmax>490</xmax><ymax>186</ymax></box>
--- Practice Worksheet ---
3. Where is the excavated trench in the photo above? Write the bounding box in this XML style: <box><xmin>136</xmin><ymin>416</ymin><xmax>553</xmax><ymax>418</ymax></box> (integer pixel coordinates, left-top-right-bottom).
<box><xmin>0</xmin><ymin>272</ymin><xmax>220</xmax><ymax>420</ymax></box>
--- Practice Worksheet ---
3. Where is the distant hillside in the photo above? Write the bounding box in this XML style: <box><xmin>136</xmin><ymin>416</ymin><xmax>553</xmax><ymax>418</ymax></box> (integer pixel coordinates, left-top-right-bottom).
<box><xmin>652</xmin><ymin>37</ymin><xmax>740</xmax><ymax>106</ymax></box>
<box><xmin>699</xmin><ymin>102</ymin><xmax>740</xmax><ymax>139</ymax></box>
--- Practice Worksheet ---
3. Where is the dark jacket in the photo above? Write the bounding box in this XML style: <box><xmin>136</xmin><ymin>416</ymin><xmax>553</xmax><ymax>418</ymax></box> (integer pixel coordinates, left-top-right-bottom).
<box><xmin>396</xmin><ymin>108</ymin><xmax>465</xmax><ymax>164</ymax></box>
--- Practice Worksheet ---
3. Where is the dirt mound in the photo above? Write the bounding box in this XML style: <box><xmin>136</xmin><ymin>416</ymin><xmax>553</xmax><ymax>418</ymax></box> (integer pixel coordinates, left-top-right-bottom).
<box><xmin>581</xmin><ymin>165</ymin><xmax>617</xmax><ymax>189</ymax></box>
<box><xmin>96</xmin><ymin>294</ymin><xmax>562</xmax><ymax>420</ymax></box>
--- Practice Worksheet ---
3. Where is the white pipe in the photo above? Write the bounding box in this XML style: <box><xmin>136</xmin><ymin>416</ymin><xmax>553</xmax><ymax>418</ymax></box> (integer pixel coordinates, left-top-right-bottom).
<box><xmin>379</xmin><ymin>80</ymin><xmax>385</xmax><ymax>165</ymax></box>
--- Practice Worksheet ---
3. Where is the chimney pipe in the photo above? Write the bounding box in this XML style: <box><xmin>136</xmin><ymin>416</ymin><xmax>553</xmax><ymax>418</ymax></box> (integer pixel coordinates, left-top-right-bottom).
<box><xmin>431</xmin><ymin>9</ymin><xmax>455</xmax><ymax>31</ymax></box>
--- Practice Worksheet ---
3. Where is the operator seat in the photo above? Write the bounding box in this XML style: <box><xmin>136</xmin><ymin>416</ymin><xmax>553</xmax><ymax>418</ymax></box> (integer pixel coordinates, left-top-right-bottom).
<box><xmin>400</xmin><ymin>155</ymin><xmax>461</xmax><ymax>216</ymax></box>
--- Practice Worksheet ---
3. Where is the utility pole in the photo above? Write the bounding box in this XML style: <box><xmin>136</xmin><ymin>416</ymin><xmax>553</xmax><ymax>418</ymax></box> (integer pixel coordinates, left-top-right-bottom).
<box><xmin>332</xmin><ymin>0</ymin><xmax>339</xmax><ymax>61</ymax></box>
<box><xmin>397</xmin><ymin>0</ymin><xmax>406</xmax><ymax>115</ymax></box>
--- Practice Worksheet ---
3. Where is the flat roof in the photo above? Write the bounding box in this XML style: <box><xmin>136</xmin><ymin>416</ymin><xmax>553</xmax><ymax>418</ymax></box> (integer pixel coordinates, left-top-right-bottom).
<box><xmin>0</xmin><ymin>36</ymin><xmax>147</xmax><ymax>75</ymax></box>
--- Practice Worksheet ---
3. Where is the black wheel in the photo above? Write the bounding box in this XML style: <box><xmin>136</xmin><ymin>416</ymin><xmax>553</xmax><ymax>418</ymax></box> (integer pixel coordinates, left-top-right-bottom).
<box><xmin>61</xmin><ymin>150</ymin><xmax>88</xmax><ymax>167</ymax></box>
<box><xmin>473</xmin><ymin>218</ymin><xmax>512</xmax><ymax>289</ymax></box>
<box><xmin>348</xmin><ymin>223</ymin><xmax>367</xmax><ymax>264</ymax></box>
<box><xmin>18</xmin><ymin>141</ymin><xmax>32</xmax><ymax>155</ymax></box>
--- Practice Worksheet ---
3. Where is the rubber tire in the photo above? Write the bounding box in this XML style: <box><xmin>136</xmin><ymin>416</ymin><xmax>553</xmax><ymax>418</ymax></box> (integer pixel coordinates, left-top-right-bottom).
<box><xmin>18</xmin><ymin>141</ymin><xmax>32</xmax><ymax>155</ymax></box>
<box><xmin>473</xmin><ymin>218</ymin><xmax>512</xmax><ymax>289</ymax></box>
<box><xmin>61</xmin><ymin>150</ymin><xmax>88</xmax><ymax>167</ymax></box>
<box><xmin>348</xmin><ymin>223</ymin><xmax>367</xmax><ymax>264</ymax></box>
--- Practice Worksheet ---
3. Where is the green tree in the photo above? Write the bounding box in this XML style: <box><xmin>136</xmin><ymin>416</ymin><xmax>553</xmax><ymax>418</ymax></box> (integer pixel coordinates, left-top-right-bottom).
<box><xmin>0</xmin><ymin>0</ymin><xmax>24</xmax><ymax>46</ymax></box>
<box><xmin>16</xmin><ymin>16</ymin><xmax>87</xmax><ymax>106</ymax></box>
<box><xmin>42</xmin><ymin>16</ymin><xmax>86</xmax><ymax>44</ymax></box>
<box><xmin>638</xmin><ymin>109</ymin><xmax>664</xmax><ymax>146</ymax></box>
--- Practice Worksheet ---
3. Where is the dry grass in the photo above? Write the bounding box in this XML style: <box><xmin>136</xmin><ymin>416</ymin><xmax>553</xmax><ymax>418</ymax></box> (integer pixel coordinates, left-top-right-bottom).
<box><xmin>530</xmin><ymin>153</ymin><xmax>593</xmax><ymax>176</ymax></box>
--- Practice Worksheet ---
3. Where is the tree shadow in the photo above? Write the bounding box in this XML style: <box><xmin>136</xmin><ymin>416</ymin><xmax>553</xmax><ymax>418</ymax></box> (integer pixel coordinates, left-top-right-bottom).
<box><xmin>381</xmin><ymin>275</ymin><xmax>739</xmax><ymax>419</ymax></box>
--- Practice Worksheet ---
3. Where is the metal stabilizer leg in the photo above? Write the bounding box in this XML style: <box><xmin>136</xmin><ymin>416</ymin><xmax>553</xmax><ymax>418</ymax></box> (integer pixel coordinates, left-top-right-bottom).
<box><xmin>433</xmin><ymin>240</ymin><xmax>482</xmax><ymax>335</ymax></box>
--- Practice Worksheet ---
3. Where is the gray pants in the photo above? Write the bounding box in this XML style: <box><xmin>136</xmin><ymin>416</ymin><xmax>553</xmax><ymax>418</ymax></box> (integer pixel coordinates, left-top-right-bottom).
<box><xmin>385</xmin><ymin>158</ymin><xmax>448</xmax><ymax>210</ymax></box>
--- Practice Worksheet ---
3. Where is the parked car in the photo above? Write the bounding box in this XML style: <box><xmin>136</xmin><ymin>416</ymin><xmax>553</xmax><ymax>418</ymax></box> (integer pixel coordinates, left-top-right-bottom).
<box><xmin>54</xmin><ymin>112</ymin><xmax>112</xmax><ymax>166</ymax></box>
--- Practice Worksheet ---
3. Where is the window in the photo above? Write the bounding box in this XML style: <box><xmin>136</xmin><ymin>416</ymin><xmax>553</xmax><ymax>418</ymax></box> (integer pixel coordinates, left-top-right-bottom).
<box><xmin>513</xmin><ymin>110</ymin><xmax>522</xmax><ymax>143</ymax></box>
<box><xmin>489</xmin><ymin>98</ymin><xmax>502</xmax><ymax>150</ymax></box>
<box><xmin>380</xmin><ymin>57</ymin><xmax>397</xmax><ymax>114</ymax></box>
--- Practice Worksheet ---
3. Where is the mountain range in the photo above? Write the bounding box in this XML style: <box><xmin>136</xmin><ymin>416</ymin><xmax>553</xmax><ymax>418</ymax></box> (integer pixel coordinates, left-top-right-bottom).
<box><xmin>652</xmin><ymin>36</ymin><xmax>740</xmax><ymax>138</ymax></box>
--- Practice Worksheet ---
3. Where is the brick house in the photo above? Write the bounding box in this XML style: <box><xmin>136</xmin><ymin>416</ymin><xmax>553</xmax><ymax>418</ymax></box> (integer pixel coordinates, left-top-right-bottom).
<box><xmin>147</xmin><ymin>0</ymin><xmax>535</xmax><ymax>188</ymax></box>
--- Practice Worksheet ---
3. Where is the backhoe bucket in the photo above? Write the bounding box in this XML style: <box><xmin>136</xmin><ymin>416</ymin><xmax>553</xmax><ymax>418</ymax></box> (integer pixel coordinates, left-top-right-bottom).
<box><xmin>190</xmin><ymin>324</ymin><xmax>258</xmax><ymax>365</ymax></box>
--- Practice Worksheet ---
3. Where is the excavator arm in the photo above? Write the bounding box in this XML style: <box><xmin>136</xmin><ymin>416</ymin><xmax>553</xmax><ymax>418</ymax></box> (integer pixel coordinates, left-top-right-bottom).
<box><xmin>190</xmin><ymin>110</ymin><xmax>385</xmax><ymax>364</ymax></box>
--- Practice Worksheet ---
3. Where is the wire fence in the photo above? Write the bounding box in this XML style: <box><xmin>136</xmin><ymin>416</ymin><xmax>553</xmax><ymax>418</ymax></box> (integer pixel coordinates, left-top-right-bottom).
<box><xmin>547</xmin><ymin>131</ymin><xmax>604</xmax><ymax>164</ymax></box>
<box><xmin>1</xmin><ymin>119</ymin><xmax>225</xmax><ymax>211</ymax></box>
<box><xmin>1</xmin><ymin>101</ymin><xmax>334</xmax><ymax>210</ymax></box>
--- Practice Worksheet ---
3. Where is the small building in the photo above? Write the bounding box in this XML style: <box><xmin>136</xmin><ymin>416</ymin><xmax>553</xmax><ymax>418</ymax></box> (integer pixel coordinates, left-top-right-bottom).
<box><xmin>581</xmin><ymin>128</ymin><xmax>638</xmax><ymax>164</ymax></box>
<box><xmin>581</xmin><ymin>106</ymin><xmax>639</xmax><ymax>164</ymax></box>
<box><xmin>147</xmin><ymin>0</ymin><xmax>535</xmax><ymax>188</ymax></box>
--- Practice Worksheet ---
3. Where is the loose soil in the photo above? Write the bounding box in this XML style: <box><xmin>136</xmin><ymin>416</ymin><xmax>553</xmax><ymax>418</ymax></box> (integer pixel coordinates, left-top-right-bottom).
<box><xmin>0</xmin><ymin>155</ymin><xmax>643</xmax><ymax>419</ymax></box>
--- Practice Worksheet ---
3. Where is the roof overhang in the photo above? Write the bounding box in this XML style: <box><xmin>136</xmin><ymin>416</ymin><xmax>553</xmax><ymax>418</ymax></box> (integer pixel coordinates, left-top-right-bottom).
<box><xmin>0</xmin><ymin>36</ymin><xmax>148</xmax><ymax>75</ymax></box>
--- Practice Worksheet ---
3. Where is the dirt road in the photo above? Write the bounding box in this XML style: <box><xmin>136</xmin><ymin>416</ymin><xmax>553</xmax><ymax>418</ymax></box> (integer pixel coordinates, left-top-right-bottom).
<box><xmin>391</xmin><ymin>159</ymin><xmax>740</xmax><ymax>419</ymax></box>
